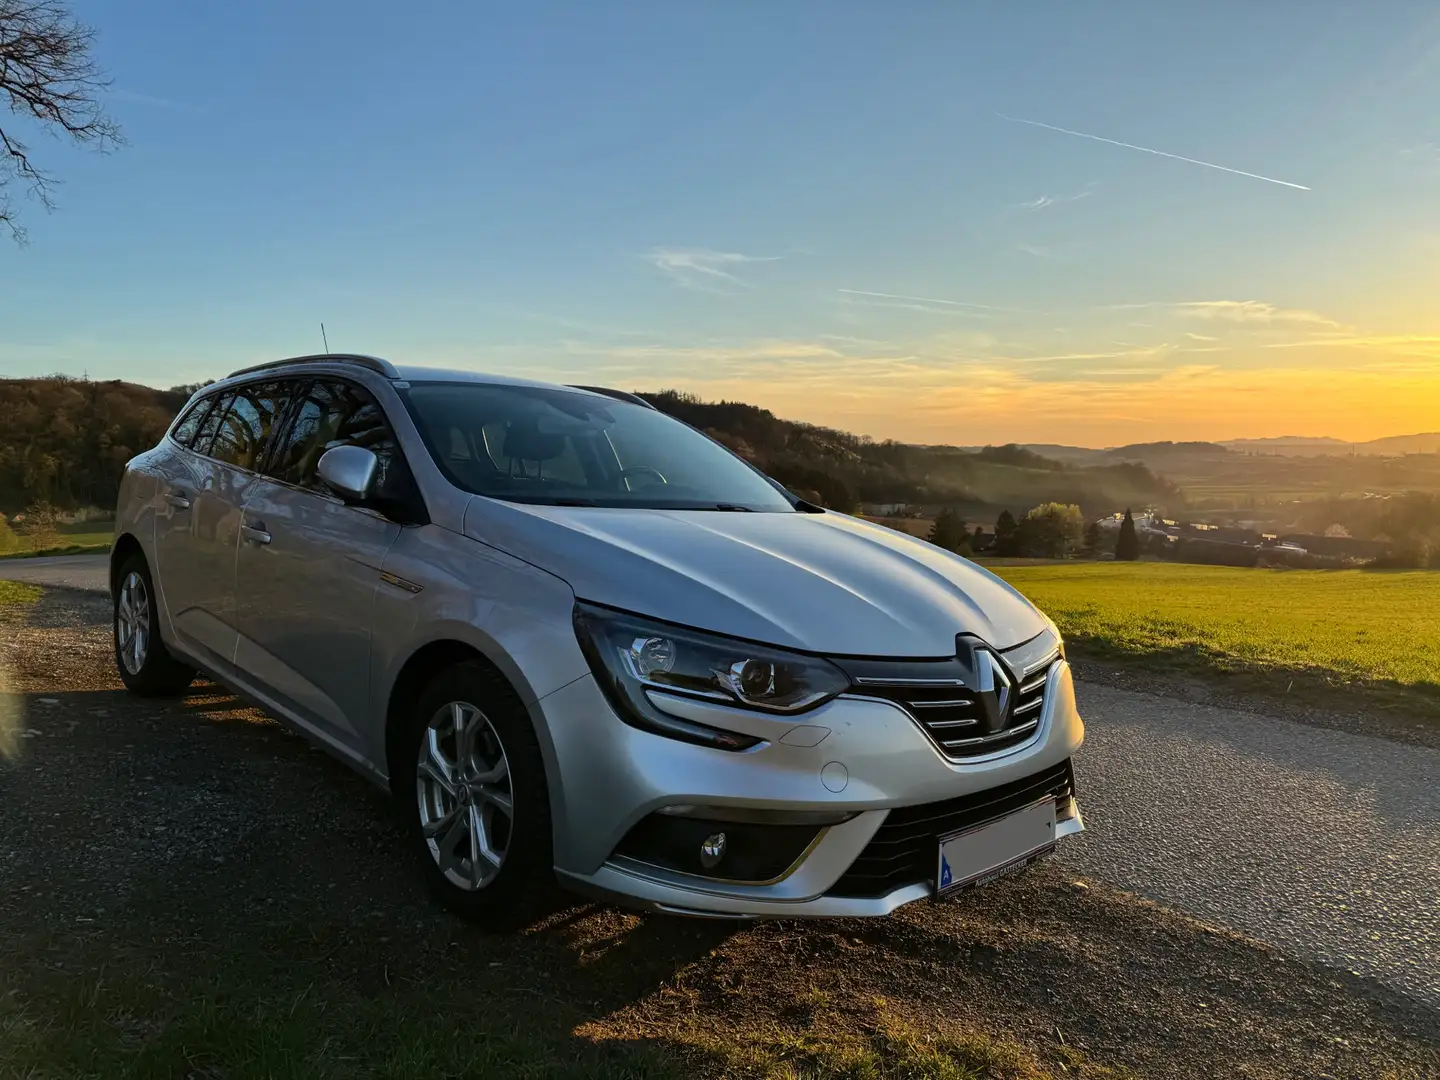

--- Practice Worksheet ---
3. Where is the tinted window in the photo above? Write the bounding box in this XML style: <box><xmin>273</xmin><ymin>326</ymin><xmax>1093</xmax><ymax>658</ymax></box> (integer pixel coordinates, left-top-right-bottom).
<box><xmin>190</xmin><ymin>391</ymin><xmax>234</xmax><ymax>456</ymax></box>
<box><xmin>208</xmin><ymin>381</ymin><xmax>292</xmax><ymax>471</ymax></box>
<box><xmin>268</xmin><ymin>380</ymin><xmax>402</xmax><ymax>497</ymax></box>
<box><xmin>170</xmin><ymin>397</ymin><xmax>214</xmax><ymax>447</ymax></box>
<box><xmin>403</xmin><ymin>382</ymin><xmax>794</xmax><ymax>511</ymax></box>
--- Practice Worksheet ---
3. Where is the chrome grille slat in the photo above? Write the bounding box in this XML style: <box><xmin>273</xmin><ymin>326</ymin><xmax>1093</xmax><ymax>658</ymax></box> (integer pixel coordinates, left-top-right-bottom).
<box><xmin>1020</xmin><ymin>649</ymin><xmax>1062</xmax><ymax>678</ymax></box>
<box><xmin>852</xmin><ymin>676</ymin><xmax>968</xmax><ymax>688</ymax></box>
<box><xmin>926</xmin><ymin>717</ymin><xmax>980</xmax><ymax>729</ymax></box>
<box><xmin>910</xmin><ymin>698</ymin><xmax>974</xmax><ymax>709</ymax></box>
<box><xmin>1012</xmin><ymin>696</ymin><xmax>1044</xmax><ymax>717</ymax></box>
<box><xmin>940</xmin><ymin>716</ymin><xmax>1040</xmax><ymax>749</ymax></box>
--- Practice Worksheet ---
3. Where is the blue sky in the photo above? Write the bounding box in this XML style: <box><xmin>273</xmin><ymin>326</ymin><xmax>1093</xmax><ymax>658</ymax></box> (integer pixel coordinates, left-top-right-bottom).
<box><xmin>3</xmin><ymin>1</ymin><xmax>1439</xmax><ymax>444</ymax></box>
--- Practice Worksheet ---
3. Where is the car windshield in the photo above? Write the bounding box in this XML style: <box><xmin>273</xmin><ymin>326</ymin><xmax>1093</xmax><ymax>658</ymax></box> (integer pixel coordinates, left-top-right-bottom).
<box><xmin>402</xmin><ymin>382</ymin><xmax>797</xmax><ymax>511</ymax></box>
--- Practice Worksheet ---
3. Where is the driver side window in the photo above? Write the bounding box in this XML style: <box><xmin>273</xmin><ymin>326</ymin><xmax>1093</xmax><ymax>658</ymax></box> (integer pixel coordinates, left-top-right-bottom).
<box><xmin>269</xmin><ymin>380</ymin><xmax>403</xmax><ymax>497</ymax></box>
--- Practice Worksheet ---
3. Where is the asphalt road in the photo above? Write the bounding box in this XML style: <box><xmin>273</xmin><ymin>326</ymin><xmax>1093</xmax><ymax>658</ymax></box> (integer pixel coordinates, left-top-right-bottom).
<box><xmin>4</xmin><ymin>554</ymin><xmax>1437</xmax><ymax>1007</ymax></box>
<box><xmin>0</xmin><ymin>553</ymin><xmax>109</xmax><ymax>592</ymax></box>
<box><xmin>1056</xmin><ymin>687</ymin><xmax>1439</xmax><ymax>1007</ymax></box>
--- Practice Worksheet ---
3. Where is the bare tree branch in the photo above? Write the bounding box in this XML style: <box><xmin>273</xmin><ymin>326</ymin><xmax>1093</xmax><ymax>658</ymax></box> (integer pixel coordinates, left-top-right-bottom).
<box><xmin>1</xmin><ymin>0</ymin><xmax>123</xmax><ymax>244</ymax></box>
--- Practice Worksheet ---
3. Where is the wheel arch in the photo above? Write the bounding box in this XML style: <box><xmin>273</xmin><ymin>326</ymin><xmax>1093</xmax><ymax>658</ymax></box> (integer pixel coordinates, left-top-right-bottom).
<box><xmin>110</xmin><ymin>532</ymin><xmax>145</xmax><ymax>596</ymax></box>
<box><xmin>383</xmin><ymin>639</ymin><xmax>551</xmax><ymax>800</ymax></box>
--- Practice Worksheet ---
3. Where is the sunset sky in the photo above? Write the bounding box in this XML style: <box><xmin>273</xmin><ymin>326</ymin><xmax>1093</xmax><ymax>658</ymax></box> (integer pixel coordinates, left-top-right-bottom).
<box><xmin>3</xmin><ymin>2</ymin><xmax>1438</xmax><ymax>446</ymax></box>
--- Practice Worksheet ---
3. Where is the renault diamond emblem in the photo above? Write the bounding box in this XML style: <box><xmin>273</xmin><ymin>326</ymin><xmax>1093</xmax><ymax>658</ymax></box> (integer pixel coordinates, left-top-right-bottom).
<box><xmin>972</xmin><ymin>648</ymin><xmax>1013</xmax><ymax>735</ymax></box>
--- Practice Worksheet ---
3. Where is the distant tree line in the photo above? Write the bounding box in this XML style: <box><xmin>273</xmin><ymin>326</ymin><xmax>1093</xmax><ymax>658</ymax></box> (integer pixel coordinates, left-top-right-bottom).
<box><xmin>644</xmin><ymin>390</ymin><xmax>1180</xmax><ymax>515</ymax></box>
<box><xmin>0</xmin><ymin>376</ymin><xmax>191</xmax><ymax>512</ymax></box>
<box><xmin>925</xmin><ymin>502</ymin><xmax>1095</xmax><ymax>560</ymax></box>
<box><xmin>1299</xmin><ymin>492</ymin><xmax>1440</xmax><ymax>568</ymax></box>
<box><xmin>2</xmin><ymin>378</ymin><xmax>1176</xmax><ymax>520</ymax></box>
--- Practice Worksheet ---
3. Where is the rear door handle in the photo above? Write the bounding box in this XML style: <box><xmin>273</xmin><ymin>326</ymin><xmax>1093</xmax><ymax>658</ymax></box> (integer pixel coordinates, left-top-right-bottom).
<box><xmin>165</xmin><ymin>489</ymin><xmax>191</xmax><ymax>509</ymax></box>
<box><xmin>242</xmin><ymin>523</ymin><xmax>272</xmax><ymax>545</ymax></box>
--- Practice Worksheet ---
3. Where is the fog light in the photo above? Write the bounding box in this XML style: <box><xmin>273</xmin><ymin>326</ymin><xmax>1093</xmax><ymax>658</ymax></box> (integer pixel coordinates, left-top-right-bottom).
<box><xmin>699</xmin><ymin>832</ymin><xmax>727</xmax><ymax>868</ymax></box>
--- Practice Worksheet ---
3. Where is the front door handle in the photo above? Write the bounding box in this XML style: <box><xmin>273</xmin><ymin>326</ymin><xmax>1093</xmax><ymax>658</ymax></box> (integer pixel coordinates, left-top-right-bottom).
<box><xmin>165</xmin><ymin>489</ymin><xmax>191</xmax><ymax>510</ymax></box>
<box><xmin>242</xmin><ymin>523</ymin><xmax>272</xmax><ymax>546</ymax></box>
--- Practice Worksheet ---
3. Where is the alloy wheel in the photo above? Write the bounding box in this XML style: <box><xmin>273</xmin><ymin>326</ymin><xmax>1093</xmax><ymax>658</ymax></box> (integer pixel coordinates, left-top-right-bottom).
<box><xmin>415</xmin><ymin>701</ymin><xmax>515</xmax><ymax>891</ymax></box>
<box><xmin>116</xmin><ymin>570</ymin><xmax>150</xmax><ymax>675</ymax></box>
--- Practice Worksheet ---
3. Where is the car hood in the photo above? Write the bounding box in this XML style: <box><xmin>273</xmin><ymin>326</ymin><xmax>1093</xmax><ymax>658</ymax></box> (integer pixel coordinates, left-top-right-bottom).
<box><xmin>462</xmin><ymin>501</ymin><xmax>1048</xmax><ymax>657</ymax></box>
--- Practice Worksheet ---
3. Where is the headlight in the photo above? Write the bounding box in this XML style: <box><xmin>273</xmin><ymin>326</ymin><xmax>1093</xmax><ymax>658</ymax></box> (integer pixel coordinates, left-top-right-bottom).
<box><xmin>573</xmin><ymin>602</ymin><xmax>850</xmax><ymax>750</ymax></box>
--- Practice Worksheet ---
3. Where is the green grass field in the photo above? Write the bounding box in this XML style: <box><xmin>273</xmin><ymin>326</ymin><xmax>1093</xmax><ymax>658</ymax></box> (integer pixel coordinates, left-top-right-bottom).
<box><xmin>991</xmin><ymin>562</ymin><xmax>1440</xmax><ymax>715</ymax></box>
<box><xmin>0</xmin><ymin>520</ymin><xmax>112</xmax><ymax>560</ymax></box>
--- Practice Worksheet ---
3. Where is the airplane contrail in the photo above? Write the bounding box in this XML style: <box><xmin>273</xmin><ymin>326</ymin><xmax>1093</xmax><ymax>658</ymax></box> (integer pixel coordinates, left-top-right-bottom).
<box><xmin>999</xmin><ymin>114</ymin><xmax>1311</xmax><ymax>191</ymax></box>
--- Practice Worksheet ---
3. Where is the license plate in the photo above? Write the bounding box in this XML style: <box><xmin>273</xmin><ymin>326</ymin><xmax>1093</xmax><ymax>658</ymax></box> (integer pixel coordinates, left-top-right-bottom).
<box><xmin>937</xmin><ymin>797</ymin><xmax>1057</xmax><ymax>895</ymax></box>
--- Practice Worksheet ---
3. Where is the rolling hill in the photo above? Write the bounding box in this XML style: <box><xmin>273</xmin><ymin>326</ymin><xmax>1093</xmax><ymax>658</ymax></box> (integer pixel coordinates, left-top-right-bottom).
<box><xmin>0</xmin><ymin>376</ymin><xmax>1180</xmax><ymax>520</ymax></box>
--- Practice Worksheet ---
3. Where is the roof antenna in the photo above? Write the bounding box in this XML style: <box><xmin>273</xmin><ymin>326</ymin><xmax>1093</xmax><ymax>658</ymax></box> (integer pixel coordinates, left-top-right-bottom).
<box><xmin>320</xmin><ymin>322</ymin><xmax>331</xmax><ymax>354</ymax></box>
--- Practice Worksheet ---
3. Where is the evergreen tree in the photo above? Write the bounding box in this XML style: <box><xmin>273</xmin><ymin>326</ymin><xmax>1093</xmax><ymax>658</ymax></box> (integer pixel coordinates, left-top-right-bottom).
<box><xmin>928</xmin><ymin>507</ymin><xmax>970</xmax><ymax>553</ymax></box>
<box><xmin>1115</xmin><ymin>508</ymin><xmax>1141</xmax><ymax>561</ymax></box>
<box><xmin>1083</xmin><ymin>519</ymin><xmax>1102</xmax><ymax>557</ymax></box>
<box><xmin>993</xmin><ymin>509</ymin><xmax>1019</xmax><ymax>556</ymax></box>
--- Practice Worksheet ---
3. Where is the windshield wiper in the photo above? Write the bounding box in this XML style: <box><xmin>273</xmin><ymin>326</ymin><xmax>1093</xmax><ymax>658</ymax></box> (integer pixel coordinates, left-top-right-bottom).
<box><xmin>708</xmin><ymin>503</ymin><xmax>755</xmax><ymax>512</ymax></box>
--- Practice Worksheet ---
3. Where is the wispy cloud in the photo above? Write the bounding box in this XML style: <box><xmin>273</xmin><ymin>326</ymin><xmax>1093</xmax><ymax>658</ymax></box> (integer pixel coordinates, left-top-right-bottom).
<box><xmin>1184</xmin><ymin>331</ymin><xmax>1218</xmax><ymax>342</ymax></box>
<box><xmin>1106</xmin><ymin>299</ymin><xmax>1344</xmax><ymax>329</ymax></box>
<box><xmin>837</xmin><ymin>288</ymin><xmax>1021</xmax><ymax>313</ymax></box>
<box><xmin>1174</xmin><ymin>300</ymin><xmax>1343</xmax><ymax>328</ymax></box>
<box><xmin>1016</xmin><ymin>242</ymin><xmax>1078</xmax><ymax>260</ymax></box>
<box><xmin>1399</xmin><ymin>141</ymin><xmax>1440</xmax><ymax>160</ymax></box>
<box><xmin>1263</xmin><ymin>333</ymin><xmax>1440</xmax><ymax>355</ymax></box>
<box><xmin>511</xmin><ymin>311</ymin><xmax>653</xmax><ymax>338</ymax></box>
<box><xmin>1017</xmin><ymin>187</ymin><xmax>1093</xmax><ymax>212</ymax></box>
<box><xmin>999</xmin><ymin>114</ymin><xmax>1311</xmax><ymax>191</ymax></box>
<box><xmin>643</xmin><ymin>247</ymin><xmax>780</xmax><ymax>291</ymax></box>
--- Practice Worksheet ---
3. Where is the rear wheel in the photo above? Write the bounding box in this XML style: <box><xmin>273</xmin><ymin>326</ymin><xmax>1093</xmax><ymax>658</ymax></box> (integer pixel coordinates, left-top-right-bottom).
<box><xmin>113</xmin><ymin>552</ymin><xmax>196</xmax><ymax>697</ymax></box>
<box><xmin>400</xmin><ymin>660</ymin><xmax>554</xmax><ymax>929</ymax></box>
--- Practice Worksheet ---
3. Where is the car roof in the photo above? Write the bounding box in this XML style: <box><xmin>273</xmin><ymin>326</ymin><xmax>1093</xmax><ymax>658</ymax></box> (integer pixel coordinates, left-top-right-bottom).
<box><xmin>395</xmin><ymin>364</ymin><xmax>579</xmax><ymax>390</ymax></box>
<box><xmin>220</xmin><ymin>354</ymin><xmax>644</xmax><ymax>404</ymax></box>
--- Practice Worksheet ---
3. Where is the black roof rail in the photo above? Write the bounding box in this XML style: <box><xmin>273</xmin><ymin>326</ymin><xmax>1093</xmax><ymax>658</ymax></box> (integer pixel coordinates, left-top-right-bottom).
<box><xmin>568</xmin><ymin>385</ymin><xmax>656</xmax><ymax>409</ymax></box>
<box><xmin>227</xmin><ymin>353</ymin><xmax>402</xmax><ymax>380</ymax></box>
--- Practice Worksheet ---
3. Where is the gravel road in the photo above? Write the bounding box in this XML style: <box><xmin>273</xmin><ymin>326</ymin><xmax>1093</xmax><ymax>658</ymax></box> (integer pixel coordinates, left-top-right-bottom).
<box><xmin>4</xmin><ymin>554</ymin><xmax>1438</xmax><ymax>1010</ymax></box>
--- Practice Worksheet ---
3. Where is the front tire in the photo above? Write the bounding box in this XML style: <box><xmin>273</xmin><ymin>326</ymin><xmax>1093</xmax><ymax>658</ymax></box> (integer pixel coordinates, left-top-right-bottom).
<box><xmin>113</xmin><ymin>552</ymin><xmax>196</xmax><ymax>697</ymax></box>
<box><xmin>400</xmin><ymin>660</ymin><xmax>554</xmax><ymax>929</ymax></box>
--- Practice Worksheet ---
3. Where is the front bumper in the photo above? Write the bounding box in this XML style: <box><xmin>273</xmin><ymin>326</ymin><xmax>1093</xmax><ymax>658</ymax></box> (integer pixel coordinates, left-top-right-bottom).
<box><xmin>535</xmin><ymin>658</ymin><xmax>1085</xmax><ymax>918</ymax></box>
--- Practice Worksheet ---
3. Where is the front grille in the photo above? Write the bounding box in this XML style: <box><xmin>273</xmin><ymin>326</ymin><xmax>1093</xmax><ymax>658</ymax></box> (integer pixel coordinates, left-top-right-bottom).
<box><xmin>856</xmin><ymin>664</ymin><xmax>1053</xmax><ymax>760</ymax></box>
<box><xmin>832</xmin><ymin>631</ymin><xmax>1062</xmax><ymax>763</ymax></box>
<box><xmin>827</xmin><ymin>759</ymin><xmax>1075</xmax><ymax>898</ymax></box>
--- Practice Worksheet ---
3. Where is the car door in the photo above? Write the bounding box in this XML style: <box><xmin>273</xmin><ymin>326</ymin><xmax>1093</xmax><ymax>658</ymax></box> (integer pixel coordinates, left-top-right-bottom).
<box><xmin>150</xmin><ymin>388</ymin><xmax>248</xmax><ymax>670</ymax></box>
<box><xmin>233</xmin><ymin>378</ymin><xmax>406</xmax><ymax>750</ymax></box>
<box><xmin>149</xmin><ymin>392</ymin><xmax>219</xmax><ymax>651</ymax></box>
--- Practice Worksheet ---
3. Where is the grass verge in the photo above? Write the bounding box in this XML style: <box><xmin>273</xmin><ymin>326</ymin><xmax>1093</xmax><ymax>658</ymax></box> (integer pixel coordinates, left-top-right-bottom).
<box><xmin>0</xmin><ymin>522</ymin><xmax>112</xmax><ymax>560</ymax></box>
<box><xmin>991</xmin><ymin>562</ymin><xmax>1440</xmax><ymax>719</ymax></box>
<box><xmin>0</xmin><ymin>580</ymin><xmax>42</xmax><ymax>606</ymax></box>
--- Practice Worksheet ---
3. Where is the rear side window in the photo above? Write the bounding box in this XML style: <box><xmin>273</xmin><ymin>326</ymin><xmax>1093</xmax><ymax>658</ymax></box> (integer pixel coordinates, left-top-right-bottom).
<box><xmin>190</xmin><ymin>391</ymin><xmax>234</xmax><ymax>456</ymax></box>
<box><xmin>207</xmin><ymin>381</ymin><xmax>293</xmax><ymax>472</ymax></box>
<box><xmin>170</xmin><ymin>397</ymin><xmax>215</xmax><ymax>447</ymax></box>
<box><xmin>268</xmin><ymin>380</ymin><xmax>403</xmax><ymax>497</ymax></box>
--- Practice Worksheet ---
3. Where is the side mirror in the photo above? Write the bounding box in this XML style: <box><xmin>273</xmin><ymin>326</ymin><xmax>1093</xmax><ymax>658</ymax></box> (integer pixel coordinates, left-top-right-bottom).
<box><xmin>317</xmin><ymin>445</ymin><xmax>378</xmax><ymax>503</ymax></box>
